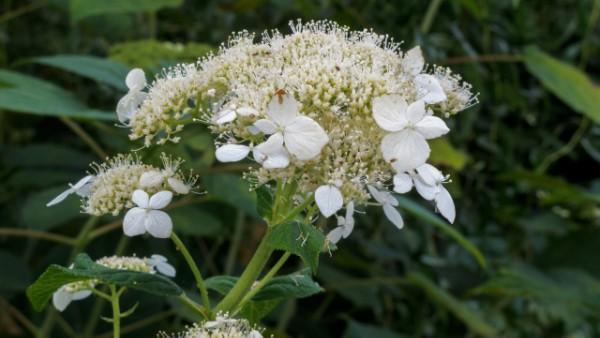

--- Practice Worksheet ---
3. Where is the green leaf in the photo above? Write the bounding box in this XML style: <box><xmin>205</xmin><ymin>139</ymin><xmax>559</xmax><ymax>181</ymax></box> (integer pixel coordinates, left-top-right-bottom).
<box><xmin>0</xmin><ymin>69</ymin><xmax>114</xmax><ymax>120</ymax></box>
<box><xmin>26</xmin><ymin>253</ymin><xmax>182</xmax><ymax>311</ymax></box>
<box><xmin>255</xmin><ymin>185</ymin><xmax>274</xmax><ymax>221</ymax></box>
<box><xmin>31</xmin><ymin>55</ymin><xmax>129</xmax><ymax>90</ymax></box>
<box><xmin>109</xmin><ymin>40</ymin><xmax>213</xmax><ymax>71</ymax></box>
<box><xmin>22</xmin><ymin>186</ymin><xmax>83</xmax><ymax>230</ymax></box>
<box><xmin>407</xmin><ymin>271</ymin><xmax>497</xmax><ymax>337</ymax></box>
<box><xmin>343</xmin><ymin>320</ymin><xmax>408</xmax><ymax>338</ymax></box>
<box><xmin>205</xmin><ymin>269</ymin><xmax>322</xmax><ymax>301</ymax></box>
<box><xmin>429</xmin><ymin>138</ymin><xmax>469</xmax><ymax>170</ymax></box>
<box><xmin>203</xmin><ymin>173</ymin><xmax>259</xmax><ymax>218</ymax></box>
<box><xmin>266</xmin><ymin>221</ymin><xmax>325</xmax><ymax>273</ymax></box>
<box><xmin>239</xmin><ymin>299</ymin><xmax>281</xmax><ymax>324</ymax></box>
<box><xmin>523</xmin><ymin>45</ymin><xmax>600</xmax><ymax>124</ymax></box>
<box><xmin>395</xmin><ymin>196</ymin><xmax>487</xmax><ymax>268</ymax></box>
<box><xmin>70</xmin><ymin>0</ymin><xmax>183</xmax><ymax>22</ymax></box>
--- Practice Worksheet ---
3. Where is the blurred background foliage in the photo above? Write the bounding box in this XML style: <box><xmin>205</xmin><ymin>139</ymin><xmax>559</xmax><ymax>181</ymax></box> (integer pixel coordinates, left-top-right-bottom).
<box><xmin>0</xmin><ymin>0</ymin><xmax>599</xmax><ymax>337</ymax></box>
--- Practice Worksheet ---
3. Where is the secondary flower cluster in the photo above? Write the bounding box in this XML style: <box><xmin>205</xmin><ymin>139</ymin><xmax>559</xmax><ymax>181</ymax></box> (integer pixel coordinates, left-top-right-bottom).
<box><xmin>52</xmin><ymin>255</ymin><xmax>175</xmax><ymax>311</ymax></box>
<box><xmin>48</xmin><ymin>153</ymin><xmax>196</xmax><ymax>238</ymax></box>
<box><xmin>158</xmin><ymin>314</ymin><xmax>263</xmax><ymax>338</ymax></box>
<box><xmin>115</xmin><ymin>20</ymin><xmax>474</xmax><ymax>243</ymax></box>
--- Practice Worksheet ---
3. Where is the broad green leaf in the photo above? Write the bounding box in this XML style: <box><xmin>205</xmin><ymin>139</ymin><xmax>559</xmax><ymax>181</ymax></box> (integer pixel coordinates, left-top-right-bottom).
<box><xmin>0</xmin><ymin>251</ymin><xmax>32</xmax><ymax>294</ymax></box>
<box><xmin>171</xmin><ymin>206</ymin><xmax>223</xmax><ymax>237</ymax></box>
<box><xmin>22</xmin><ymin>186</ymin><xmax>83</xmax><ymax>230</ymax></box>
<box><xmin>255</xmin><ymin>185</ymin><xmax>274</xmax><ymax>221</ymax></box>
<box><xmin>524</xmin><ymin>45</ymin><xmax>600</xmax><ymax>124</ymax></box>
<box><xmin>27</xmin><ymin>253</ymin><xmax>182</xmax><ymax>311</ymax></box>
<box><xmin>203</xmin><ymin>173</ymin><xmax>259</xmax><ymax>218</ymax></box>
<box><xmin>0</xmin><ymin>70</ymin><xmax>114</xmax><ymax>120</ymax></box>
<box><xmin>343</xmin><ymin>320</ymin><xmax>408</xmax><ymax>338</ymax></box>
<box><xmin>239</xmin><ymin>299</ymin><xmax>281</xmax><ymax>324</ymax></box>
<box><xmin>407</xmin><ymin>271</ymin><xmax>497</xmax><ymax>337</ymax></box>
<box><xmin>266</xmin><ymin>221</ymin><xmax>325</xmax><ymax>273</ymax></box>
<box><xmin>70</xmin><ymin>0</ymin><xmax>183</xmax><ymax>22</ymax></box>
<box><xmin>205</xmin><ymin>269</ymin><xmax>322</xmax><ymax>301</ymax></box>
<box><xmin>429</xmin><ymin>138</ymin><xmax>469</xmax><ymax>170</ymax></box>
<box><xmin>109</xmin><ymin>40</ymin><xmax>213</xmax><ymax>71</ymax></box>
<box><xmin>395</xmin><ymin>196</ymin><xmax>487</xmax><ymax>268</ymax></box>
<box><xmin>31</xmin><ymin>55</ymin><xmax>129</xmax><ymax>90</ymax></box>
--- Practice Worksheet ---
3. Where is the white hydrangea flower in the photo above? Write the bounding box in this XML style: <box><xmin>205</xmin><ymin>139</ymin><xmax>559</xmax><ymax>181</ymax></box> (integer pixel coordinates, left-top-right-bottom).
<box><xmin>367</xmin><ymin>185</ymin><xmax>404</xmax><ymax>229</ymax></box>
<box><xmin>158</xmin><ymin>314</ymin><xmax>263</xmax><ymax>338</ymax></box>
<box><xmin>393</xmin><ymin>163</ymin><xmax>455</xmax><ymax>223</ymax></box>
<box><xmin>146</xmin><ymin>254</ymin><xmax>176</xmax><ymax>277</ymax></box>
<box><xmin>123</xmin><ymin>190</ymin><xmax>173</xmax><ymax>238</ymax></box>
<box><xmin>315</xmin><ymin>185</ymin><xmax>343</xmax><ymax>218</ymax></box>
<box><xmin>373</xmin><ymin>97</ymin><xmax>449</xmax><ymax>172</ymax></box>
<box><xmin>47</xmin><ymin>175</ymin><xmax>95</xmax><ymax>206</ymax></box>
<box><xmin>401</xmin><ymin>46</ymin><xmax>447</xmax><ymax>104</ymax></box>
<box><xmin>213</xmin><ymin>105</ymin><xmax>259</xmax><ymax>125</ymax></box>
<box><xmin>116</xmin><ymin>68</ymin><xmax>148</xmax><ymax>124</ymax></box>
<box><xmin>52</xmin><ymin>284</ymin><xmax>92</xmax><ymax>312</ymax></box>
<box><xmin>326</xmin><ymin>202</ymin><xmax>355</xmax><ymax>244</ymax></box>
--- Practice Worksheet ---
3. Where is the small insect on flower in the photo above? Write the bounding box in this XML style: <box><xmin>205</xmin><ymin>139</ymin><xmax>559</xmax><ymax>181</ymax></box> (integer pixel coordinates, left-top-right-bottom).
<box><xmin>123</xmin><ymin>190</ymin><xmax>174</xmax><ymax>238</ymax></box>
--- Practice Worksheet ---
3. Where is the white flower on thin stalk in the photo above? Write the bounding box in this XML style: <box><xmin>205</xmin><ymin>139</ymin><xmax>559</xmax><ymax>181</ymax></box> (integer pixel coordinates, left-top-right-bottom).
<box><xmin>146</xmin><ymin>254</ymin><xmax>176</xmax><ymax>277</ymax></box>
<box><xmin>367</xmin><ymin>185</ymin><xmax>404</xmax><ymax>229</ymax></box>
<box><xmin>251</xmin><ymin>93</ymin><xmax>329</xmax><ymax>167</ymax></box>
<box><xmin>326</xmin><ymin>202</ymin><xmax>355</xmax><ymax>244</ymax></box>
<box><xmin>393</xmin><ymin>163</ymin><xmax>456</xmax><ymax>223</ymax></box>
<box><xmin>46</xmin><ymin>175</ymin><xmax>95</xmax><ymax>207</ymax></box>
<box><xmin>315</xmin><ymin>185</ymin><xmax>344</xmax><ymax>218</ymax></box>
<box><xmin>52</xmin><ymin>285</ymin><xmax>92</xmax><ymax>312</ymax></box>
<box><xmin>116</xmin><ymin>68</ymin><xmax>148</xmax><ymax>124</ymax></box>
<box><xmin>123</xmin><ymin>190</ymin><xmax>173</xmax><ymax>238</ymax></box>
<box><xmin>213</xmin><ymin>105</ymin><xmax>259</xmax><ymax>125</ymax></box>
<box><xmin>401</xmin><ymin>46</ymin><xmax>447</xmax><ymax>104</ymax></box>
<box><xmin>373</xmin><ymin>97</ymin><xmax>449</xmax><ymax>171</ymax></box>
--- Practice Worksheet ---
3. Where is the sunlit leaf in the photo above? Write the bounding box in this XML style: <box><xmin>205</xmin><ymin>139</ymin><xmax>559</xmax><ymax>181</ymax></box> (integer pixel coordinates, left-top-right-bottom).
<box><xmin>266</xmin><ymin>221</ymin><xmax>325</xmax><ymax>273</ymax></box>
<box><xmin>429</xmin><ymin>138</ymin><xmax>469</xmax><ymax>170</ymax></box>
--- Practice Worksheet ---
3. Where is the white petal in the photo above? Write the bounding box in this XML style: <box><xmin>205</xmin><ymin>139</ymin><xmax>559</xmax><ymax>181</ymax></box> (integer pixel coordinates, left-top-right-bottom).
<box><xmin>131</xmin><ymin>190</ymin><xmax>149</xmax><ymax>208</ymax></box>
<box><xmin>144</xmin><ymin>210</ymin><xmax>173</xmax><ymax>238</ymax></box>
<box><xmin>406</xmin><ymin>100</ymin><xmax>426</xmax><ymax>124</ymax></box>
<box><xmin>414</xmin><ymin>178</ymin><xmax>438</xmax><ymax>201</ymax></box>
<box><xmin>415</xmin><ymin>116</ymin><xmax>449</xmax><ymax>139</ymax></box>
<box><xmin>372</xmin><ymin>95</ymin><xmax>408</xmax><ymax>132</ymax></box>
<box><xmin>236</xmin><ymin>107</ymin><xmax>259</xmax><ymax>117</ymax></box>
<box><xmin>213</xmin><ymin>109</ymin><xmax>236</xmax><ymax>125</ymax></box>
<box><xmin>284</xmin><ymin>116</ymin><xmax>329</xmax><ymax>160</ymax></box>
<box><xmin>125</xmin><ymin>68</ymin><xmax>146</xmax><ymax>91</ymax></box>
<box><xmin>74</xmin><ymin>176</ymin><xmax>95</xmax><ymax>197</ymax></box>
<box><xmin>254</xmin><ymin>119</ymin><xmax>278</xmax><ymax>134</ymax></box>
<box><xmin>326</xmin><ymin>227</ymin><xmax>345</xmax><ymax>244</ymax></box>
<box><xmin>71</xmin><ymin>290</ymin><xmax>92</xmax><ymax>301</ymax></box>
<box><xmin>262</xmin><ymin>149</ymin><xmax>290</xmax><ymax>169</ymax></box>
<box><xmin>215</xmin><ymin>144</ymin><xmax>250</xmax><ymax>162</ymax></box>
<box><xmin>393</xmin><ymin>173</ymin><xmax>414</xmax><ymax>193</ymax></box>
<box><xmin>72</xmin><ymin>175</ymin><xmax>94</xmax><ymax>190</ymax></box>
<box><xmin>168</xmin><ymin>177</ymin><xmax>190</xmax><ymax>194</ymax></box>
<box><xmin>249</xmin><ymin>330</ymin><xmax>263</xmax><ymax>338</ymax></box>
<box><xmin>123</xmin><ymin>207</ymin><xmax>147</xmax><ymax>237</ymax></box>
<box><xmin>255</xmin><ymin>132</ymin><xmax>284</xmax><ymax>155</ymax></box>
<box><xmin>383</xmin><ymin>204</ymin><xmax>404</xmax><ymax>229</ymax></box>
<box><xmin>46</xmin><ymin>188</ymin><xmax>74</xmax><ymax>207</ymax></box>
<box><xmin>435</xmin><ymin>186</ymin><xmax>456</xmax><ymax>223</ymax></box>
<box><xmin>52</xmin><ymin>288</ymin><xmax>72</xmax><ymax>312</ymax></box>
<box><xmin>367</xmin><ymin>185</ymin><xmax>385</xmax><ymax>204</ymax></box>
<box><xmin>116</xmin><ymin>91</ymin><xmax>147</xmax><ymax>123</ymax></box>
<box><xmin>150</xmin><ymin>254</ymin><xmax>167</xmax><ymax>262</ymax></box>
<box><xmin>403</xmin><ymin>46</ymin><xmax>425</xmax><ymax>76</ymax></box>
<box><xmin>149</xmin><ymin>191</ymin><xmax>173</xmax><ymax>209</ymax></box>
<box><xmin>381</xmin><ymin>130</ymin><xmax>430</xmax><ymax>172</ymax></box>
<box><xmin>156</xmin><ymin>261</ymin><xmax>176</xmax><ymax>277</ymax></box>
<box><xmin>267</xmin><ymin>93</ymin><xmax>299</xmax><ymax>126</ymax></box>
<box><xmin>139</xmin><ymin>170</ymin><xmax>164</xmax><ymax>188</ymax></box>
<box><xmin>247</xmin><ymin>125</ymin><xmax>261</xmax><ymax>135</ymax></box>
<box><xmin>416</xmin><ymin>164</ymin><xmax>443</xmax><ymax>186</ymax></box>
<box><xmin>315</xmin><ymin>185</ymin><xmax>344</xmax><ymax>218</ymax></box>
<box><xmin>345</xmin><ymin>201</ymin><xmax>355</xmax><ymax>225</ymax></box>
<box><xmin>415</xmin><ymin>74</ymin><xmax>447</xmax><ymax>104</ymax></box>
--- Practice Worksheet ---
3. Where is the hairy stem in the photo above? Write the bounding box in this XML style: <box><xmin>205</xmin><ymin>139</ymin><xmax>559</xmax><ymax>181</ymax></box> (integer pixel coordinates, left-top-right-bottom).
<box><xmin>170</xmin><ymin>232</ymin><xmax>211</xmax><ymax>310</ymax></box>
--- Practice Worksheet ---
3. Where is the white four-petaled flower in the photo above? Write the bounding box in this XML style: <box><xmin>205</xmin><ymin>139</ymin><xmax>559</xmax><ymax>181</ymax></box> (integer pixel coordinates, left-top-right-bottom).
<box><xmin>147</xmin><ymin>254</ymin><xmax>176</xmax><ymax>277</ymax></box>
<box><xmin>393</xmin><ymin>163</ymin><xmax>455</xmax><ymax>223</ymax></box>
<box><xmin>401</xmin><ymin>46</ymin><xmax>447</xmax><ymax>104</ymax></box>
<box><xmin>52</xmin><ymin>285</ymin><xmax>92</xmax><ymax>312</ymax></box>
<box><xmin>123</xmin><ymin>190</ymin><xmax>173</xmax><ymax>238</ymax></box>
<box><xmin>326</xmin><ymin>202</ymin><xmax>355</xmax><ymax>244</ymax></box>
<box><xmin>116</xmin><ymin>68</ymin><xmax>148</xmax><ymax>124</ymax></box>
<box><xmin>367</xmin><ymin>185</ymin><xmax>404</xmax><ymax>229</ymax></box>
<box><xmin>315</xmin><ymin>185</ymin><xmax>344</xmax><ymax>218</ymax></box>
<box><xmin>373</xmin><ymin>97</ymin><xmax>449</xmax><ymax>172</ymax></box>
<box><xmin>47</xmin><ymin>175</ymin><xmax>95</xmax><ymax>207</ymax></box>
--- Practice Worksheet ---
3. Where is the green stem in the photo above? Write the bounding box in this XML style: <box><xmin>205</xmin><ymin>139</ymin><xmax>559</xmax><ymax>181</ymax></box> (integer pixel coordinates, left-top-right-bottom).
<box><xmin>178</xmin><ymin>293</ymin><xmax>209</xmax><ymax>319</ymax></box>
<box><xmin>170</xmin><ymin>232</ymin><xmax>211</xmax><ymax>310</ymax></box>
<box><xmin>421</xmin><ymin>0</ymin><xmax>444</xmax><ymax>34</ymax></box>
<box><xmin>110</xmin><ymin>285</ymin><xmax>120</xmax><ymax>338</ymax></box>
<box><xmin>233</xmin><ymin>252</ymin><xmax>291</xmax><ymax>315</ymax></box>
<box><xmin>214</xmin><ymin>229</ymin><xmax>274</xmax><ymax>313</ymax></box>
<box><xmin>536</xmin><ymin>117</ymin><xmax>590</xmax><ymax>174</ymax></box>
